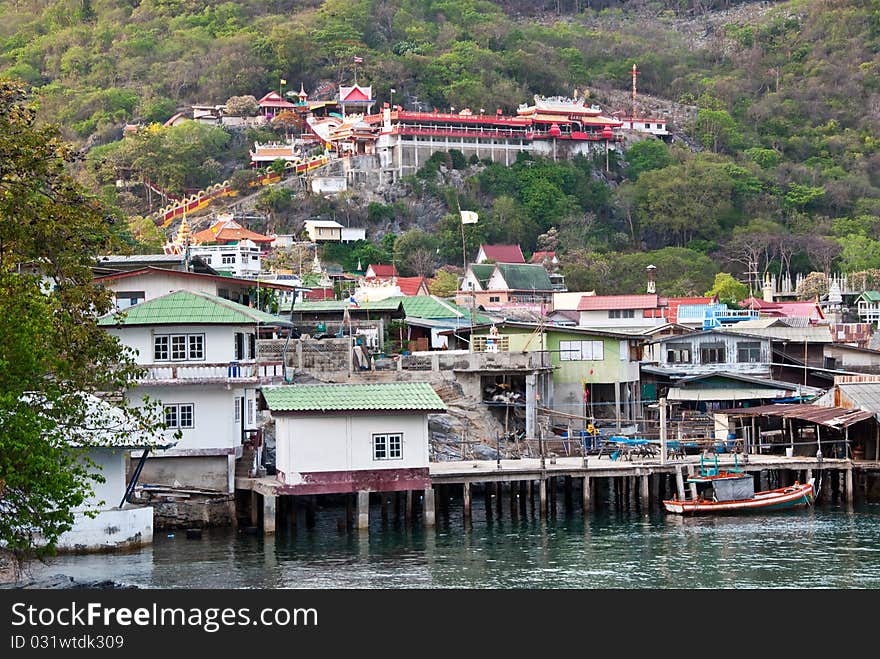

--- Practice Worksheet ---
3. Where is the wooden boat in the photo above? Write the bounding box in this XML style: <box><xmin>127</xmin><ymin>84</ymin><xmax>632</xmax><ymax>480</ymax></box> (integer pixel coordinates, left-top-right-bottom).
<box><xmin>663</xmin><ymin>453</ymin><xmax>814</xmax><ymax>514</ymax></box>
<box><xmin>664</xmin><ymin>478</ymin><xmax>814</xmax><ymax>515</ymax></box>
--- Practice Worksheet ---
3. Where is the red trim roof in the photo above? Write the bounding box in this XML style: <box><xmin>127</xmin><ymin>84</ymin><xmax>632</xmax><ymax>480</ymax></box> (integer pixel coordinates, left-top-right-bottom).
<box><xmin>257</xmin><ymin>91</ymin><xmax>296</xmax><ymax>109</ymax></box>
<box><xmin>663</xmin><ymin>296</ymin><xmax>716</xmax><ymax>322</ymax></box>
<box><xmin>578</xmin><ymin>294</ymin><xmax>659</xmax><ymax>311</ymax></box>
<box><xmin>479</xmin><ymin>244</ymin><xmax>525</xmax><ymax>264</ymax></box>
<box><xmin>92</xmin><ymin>266</ymin><xmax>296</xmax><ymax>290</ymax></box>
<box><xmin>741</xmin><ymin>298</ymin><xmax>824</xmax><ymax>319</ymax></box>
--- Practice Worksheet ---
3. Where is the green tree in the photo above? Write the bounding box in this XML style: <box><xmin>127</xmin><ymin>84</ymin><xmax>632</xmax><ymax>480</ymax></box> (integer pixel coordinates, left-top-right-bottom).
<box><xmin>0</xmin><ymin>80</ymin><xmax>166</xmax><ymax>566</ymax></box>
<box><xmin>428</xmin><ymin>268</ymin><xmax>460</xmax><ymax>297</ymax></box>
<box><xmin>394</xmin><ymin>230</ymin><xmax>438</xmax><ymax>277</ymax></box>
<box><xmin>705</xmin><ymin>273</ymin><xmax>749</xmax><ymax>306</ymax></box>
<box><xmin>694</xmin><ymin>108</ymin><xmax>742</xmax><ymax>154</ymax></box>
<box><xmin>624</xmin><ymin>139</ymin><xmax>673</xmax><ymax>180</ymax></box>
<box><xmin>837</xmin><ymin>234</ymin><xmax>880</xmax><ymax>272</ymax></box>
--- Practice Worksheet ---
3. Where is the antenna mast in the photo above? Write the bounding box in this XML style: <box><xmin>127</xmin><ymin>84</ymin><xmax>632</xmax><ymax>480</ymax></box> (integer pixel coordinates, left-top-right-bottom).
<box><xmin>632</xmin><ymin>63</ymin><xmax>639</xmax><ymax>119</ymax></box>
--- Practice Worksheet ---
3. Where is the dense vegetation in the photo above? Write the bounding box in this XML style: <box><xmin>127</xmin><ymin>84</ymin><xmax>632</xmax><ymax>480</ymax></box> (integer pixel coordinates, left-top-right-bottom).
<box><xmin>2</xmin><ymin>0</ymin><xmax>879</xmax><ymax>295</ymax></box>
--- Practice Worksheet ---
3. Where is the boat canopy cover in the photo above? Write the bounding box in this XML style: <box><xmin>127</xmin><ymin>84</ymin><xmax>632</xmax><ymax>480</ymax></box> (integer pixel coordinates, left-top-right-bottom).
<box><xmin>713</xmin><ymin>476</ymin><xmax>754</xmax><ymax>502</ymax></box>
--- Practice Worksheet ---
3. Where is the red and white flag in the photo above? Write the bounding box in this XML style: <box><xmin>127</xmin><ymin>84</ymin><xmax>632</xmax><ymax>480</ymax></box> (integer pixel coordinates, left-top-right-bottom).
<box><xmin>353</xmin><ymin>56</ymin><xmax>364</xmax><ymax>64</ymax></box>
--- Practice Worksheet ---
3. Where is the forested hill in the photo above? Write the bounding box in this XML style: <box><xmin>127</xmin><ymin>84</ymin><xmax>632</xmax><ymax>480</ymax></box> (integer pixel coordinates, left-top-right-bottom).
<box><xmin>2</xmin><ymin>0</ymin><xmax>879</xmax><ymax>295</ymax></box>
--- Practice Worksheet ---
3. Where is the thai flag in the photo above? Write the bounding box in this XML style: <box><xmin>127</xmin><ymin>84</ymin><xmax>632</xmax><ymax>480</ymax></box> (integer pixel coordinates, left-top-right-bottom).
<box><xmin>353</xmin><ymin>56</ymin><xmax>364</xmax><ymax>64</ymax></box>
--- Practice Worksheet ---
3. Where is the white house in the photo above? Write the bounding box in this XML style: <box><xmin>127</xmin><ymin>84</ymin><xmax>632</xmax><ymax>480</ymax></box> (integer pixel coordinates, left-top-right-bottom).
<box><xmin>577</xmin><ymin>294</ymin><xmax>666</xmax><ymax>330</ymax></box>
<box><xmin>94</xmin><ymin>266</ymin><xmax>297</xmax><ymax>311</ymax></box>
<box><xmin>52</xmin><ymin>394</ymin><xmax>175</xmax><ymax>553</ymax></box>
<box><xmin>304</xmin><ymin>220</ymin><xmax>344</xmax><ymax>242</ymax></box>
<box><xmin>260</xmin><ymin>382</ymin><xmax>446</xmax><ymax>495</ymax></box>
<box><xmin>98</xmin><ymin>290</ymin><xmax>293</xmax><ymax>494</ymax></box>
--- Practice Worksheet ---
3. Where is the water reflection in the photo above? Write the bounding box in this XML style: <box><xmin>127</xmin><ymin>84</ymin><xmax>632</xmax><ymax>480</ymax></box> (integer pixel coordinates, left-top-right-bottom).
<box><xmin>21</xmin><ymin>502</ymin><xmax>880</xmax><ymax>589</ymax></box>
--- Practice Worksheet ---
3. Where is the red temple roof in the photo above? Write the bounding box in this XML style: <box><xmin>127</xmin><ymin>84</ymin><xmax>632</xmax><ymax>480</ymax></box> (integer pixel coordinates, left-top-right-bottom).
<box><xmin>191</xmin><ymin>218</ymin><xmax>274</xmax><ymax>245</ymax></box>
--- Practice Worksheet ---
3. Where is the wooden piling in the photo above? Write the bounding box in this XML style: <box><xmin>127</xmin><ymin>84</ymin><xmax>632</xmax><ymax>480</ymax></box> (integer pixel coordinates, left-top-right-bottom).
<box><xmin>405</xmin><ymin>490</ymin><xmax>413</xmax><ymax>524</ymax></box>
<box><xmin>582</xmin><ymin>476</ymin><xmax>591</xmax><ymax>512</ymax></box>
<box><xmin>539</xmin><ymin>479</ymin><xmax>547</xmax><ymax>518</ymax></box>
<box><xmin>495</xmin><ymin>482</ymin><xmax>503</xmax><ymax>519</ymax></box>
<box><xmin>549</xmin><ymin>476</ymin><xmax>557</xmax><ymax>516</ymax></box>
<box><xmin>640</xmin><ymin>475</ymin><xmax>649</xmax><ymax>510</ymax></box>
<box><xmin>846</xmin><ymin>468</ymin><xmax>854</xmax><ymax>506</ymax></box>
<box><xmin>462</xmin><ymin>482</ymin><xmax>471</xmax><ymax>521</ymax></box>
<box><xmin>509</xmin><ymin>481</ymin><xmax>517</xmax><ymax>517</ymax></box>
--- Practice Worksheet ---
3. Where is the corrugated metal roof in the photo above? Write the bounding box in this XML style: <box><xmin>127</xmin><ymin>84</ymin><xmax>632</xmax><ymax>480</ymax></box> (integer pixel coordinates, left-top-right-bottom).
<box><xmin>836</xmin><ymin>383</ymin><xmax>880</xmax><ymax>414</ymax></box>
<box><xmin>479</xmin><ymin>244</ymin><xmax>525</xmax><ymax>263</ymax></box>
<box><xmin>719</xmin><ymin>403</ymin><xmax>874</xmax><ymax>428</ymax></box>
<box><xmin>495</xmin><ymin>263</ymin><xmax>554</xmax><ymax>290</ymax></box>
<box><xmin>293</xmin><ymin>297</ymin><xmax>404</xmax><ymax>312</ymax></box>
<box><xmin>401</xmin><ymin>296</ymin><xmax>463</xmax><ymax>320</ymax></box>
<box><xmin>726</xmin><ymin>326</ymin><xmax>833</xmax><ymax>342</ymax></box>
<box><xmin>578</xmin><ymin>294</ymin><xmax>659</xmax><ymax>311</ymax></box>
<box><xmin>669</xmin><ymin>387</ymin><xmax>797</xmax><ymax>401</ymax></box>
<box><xmin>98</xmin><ymin>290</ymin><xmax>287</xmax><ymax>326</ymax></box>
<box><xmin>261</xmin><ymin>382</ymin><xmax>447</xmax><ymax>412</ymax></box>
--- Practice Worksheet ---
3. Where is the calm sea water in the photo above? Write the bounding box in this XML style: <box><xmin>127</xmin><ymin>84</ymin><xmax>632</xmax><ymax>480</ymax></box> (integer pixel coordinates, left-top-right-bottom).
<box><xmin>22</xmin><ymin>499</ymin><xmax>880</xmax><ymax>589</ymax></box>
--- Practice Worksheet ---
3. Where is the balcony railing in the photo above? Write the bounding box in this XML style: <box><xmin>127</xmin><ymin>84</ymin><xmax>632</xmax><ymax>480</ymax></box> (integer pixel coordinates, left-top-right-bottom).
<box><xmin>137</xmin><ymin>361</ymin><xmax>285</xmax><ymax>383</ymax></box>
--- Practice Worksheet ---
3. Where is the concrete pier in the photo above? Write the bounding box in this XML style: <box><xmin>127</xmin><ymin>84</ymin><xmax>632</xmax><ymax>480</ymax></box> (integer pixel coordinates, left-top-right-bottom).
<box><xmin>357</xmin><ymin>490</ymin><xmax>369</xmax><ymax>530</ymax></box>
<box><xmin>263</xmin><ymin>494</ymin><xmax>276</xmax><ymax>535</ymax></box>
<box><xmin>424</xmin><ymin>487</ymin><xmax>435</xmax><ymax>527</ymax></box>
<box><xmin>234</xmin><ymin>454</ymin><xmax>870</xmax><ymax>533</ymax></box>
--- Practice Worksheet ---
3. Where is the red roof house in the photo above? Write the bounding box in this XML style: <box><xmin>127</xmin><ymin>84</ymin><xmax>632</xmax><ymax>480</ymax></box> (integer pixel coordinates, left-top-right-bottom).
<box><xmin>396</xmin><ymin>276</ymin><xmax>429</xmax><ymax>296</ymax></box>
<box><xmin>475</xmin><ymin>244</ymin><xmax>525</xmax><ymax>264</ymax></box>
<box><xmin>257</xmin><ymin>91</ymin><xmax>297</xmax><ymax>113</ymax></box>
<box><xmin>529</xmin><ymin>251</ymin><xmax>558</xmax><ymax>266</ymax></box>
<box><xmin>365</xmin><ymin>264</ymin><xmax>399</xmax><ymax>279</ymax></box>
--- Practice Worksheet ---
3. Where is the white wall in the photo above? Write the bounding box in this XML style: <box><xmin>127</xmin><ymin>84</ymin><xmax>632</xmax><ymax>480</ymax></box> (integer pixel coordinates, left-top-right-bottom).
<box><xmin>275</xmin><ymin>413</ymin><xmax>429</xmax><ymax>484</ymax></box>
<box><xmin>127</xmin><ymin>384</ymin><xmax>251</xmax><ymax>452</ymax></box>
<box><xmin>106</xmin><ymin>271</ymin><xmax>220</xmax><ymax>304</ymax></box>
<box><xmin>578</xmin><ymin>309</ymin><xmax>663</xmax><ymax>328</ymax></box>
<box><xmin>108</xmin><ymin>324</ymin><xmax>255</xmax><ymax>365</ymax></box>
<box><xmin>55</xmin><ymin>506</ymin><xmax>153</xmax><ymax>553</ymax></box>
<box><xmin>77</xmin><ymin>448</ymin><xmax>127</xmax><ymax>511</ymax></box>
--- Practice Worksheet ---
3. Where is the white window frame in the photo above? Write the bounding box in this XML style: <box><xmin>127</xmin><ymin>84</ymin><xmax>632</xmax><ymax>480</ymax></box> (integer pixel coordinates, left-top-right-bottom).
<box><xmin>559</xmin><ymin>340</ymin><xmax>605</xmax><ymax>361</ymax></box>
<box><xmin>154</xmin><ymin>333</ymin><xmax>206</xmax><ymax>362</ymax></box>
<box><xmin>373</xmin><ymin>433</ymin><xmax>403</xmax><ymax>461</ymax></box>
<box><xmin>247</xmin><ymin>398</ymin><xmax>254</xmax><ymax>426</ymax></box>
<box><xmin>234</xmin><ymin>396</ymin><xmax>242</xmax><ymax>423</ymax></box>
<box><xmin>164</xmin><ymin>403</ymin><xmax>195</xmax><ymax>429</ymax></box>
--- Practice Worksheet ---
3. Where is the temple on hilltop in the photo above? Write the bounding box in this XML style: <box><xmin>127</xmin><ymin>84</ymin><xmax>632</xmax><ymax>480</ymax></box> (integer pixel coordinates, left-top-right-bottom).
<box><xmin>249</xmin><ymin>79</ymin><xmax>625</xmax><ymax>185</ymax></box>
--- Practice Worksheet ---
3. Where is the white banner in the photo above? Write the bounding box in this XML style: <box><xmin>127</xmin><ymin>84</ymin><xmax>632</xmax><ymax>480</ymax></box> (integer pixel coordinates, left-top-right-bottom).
<box><xmin>460</xmin><ymin>210</ymin><xmax>479</xmax><ymax>224</ymax></box>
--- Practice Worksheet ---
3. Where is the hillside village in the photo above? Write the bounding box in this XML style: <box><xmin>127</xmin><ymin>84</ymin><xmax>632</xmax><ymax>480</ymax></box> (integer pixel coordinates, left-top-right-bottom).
<box><xmin>5</xmin><ymin>2</ymin><xmax>880</xmax><ymax>576</ymax></box>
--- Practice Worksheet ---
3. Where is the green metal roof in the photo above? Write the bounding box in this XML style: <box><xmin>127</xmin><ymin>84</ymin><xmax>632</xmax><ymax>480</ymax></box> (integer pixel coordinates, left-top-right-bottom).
<box><xmin>401</xmin><ymin>296</ymin><xmax>464</xmax><ymax>319</ymax></box>
<box><xmin>470</xmin><ymin>264</ymin><xmax>494</xmax><ymax>287</ymax></box>
<box><xmin>495</xmin><ymin>263</ymin><xmax>553</xmax><ymax>290</ymax></box>
<box><xmin>293</xmin><ymin>297</ymin><xmax>404</xmax><ymax>312</ymax></box>
<box><xmin>98</xmin><ymin>290</ymin><xmax>286</xmax><ymax>326</ymax></box>
<box><xmin>857</xmin><ymin>291</ymin><xmax>880</xmax><ymax>302</ymax></box>
<box><xmin>261</xmin><ymin>382</ymin><xmax>447</xmax><ymax>412</ymax></box>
